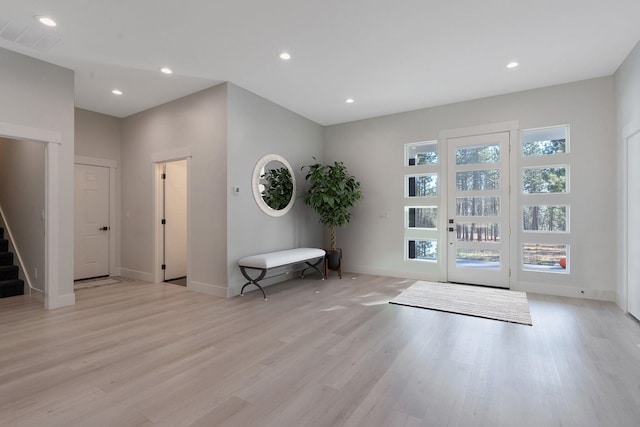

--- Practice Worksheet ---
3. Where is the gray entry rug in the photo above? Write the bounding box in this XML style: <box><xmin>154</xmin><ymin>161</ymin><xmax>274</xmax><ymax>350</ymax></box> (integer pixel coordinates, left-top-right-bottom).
<box><xmin>390</xmin><ymin>281</ymin><xmax>532</xmax><ymax>325</ymax></box>
<box><xmin>74</xmin><ymin>276</ymin><xmax>132</xmax><ymax>290</ymax></box>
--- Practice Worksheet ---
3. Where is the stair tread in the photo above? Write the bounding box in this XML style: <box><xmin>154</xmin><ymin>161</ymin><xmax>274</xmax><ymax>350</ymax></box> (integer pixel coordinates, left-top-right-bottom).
<box><xmin>0</xmin><ymin>278</ymin><xmax>23</xmax><ymax>284</ymax></box>
<box><xmin>0</xmin><ymin>278</ymin><xmax>24</xmax><ymax>298</ymax></box>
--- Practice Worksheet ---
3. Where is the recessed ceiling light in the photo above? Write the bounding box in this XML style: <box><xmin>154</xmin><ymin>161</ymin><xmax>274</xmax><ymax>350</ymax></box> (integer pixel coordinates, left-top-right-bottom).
<box><xmin>160</xmin><ymin>67</ymin><xmax>173</xmax><ymax>74</ymax></box>
<box><xmin>506</xmin><ymin>61</ymin><xmax>519</xmax><ymax>69</ymax></box>
<box><xmin>345</xmin><ymin>98</ymin><xmax>355</xmax><ymax>104</ymax></box>
<box><xmin>35</xmin><ymin>16</ymin><xmax>57</xmax><ymax>27</ymax></box>
<box><xmin>279</xmin><ymin>52</ymin><xmax>291</xmax><ymax>60</ymax></box>
<box><xmin>112</xmin><ymin>89</ymin><xmax>123</xmax><ymax>95</ymax></box>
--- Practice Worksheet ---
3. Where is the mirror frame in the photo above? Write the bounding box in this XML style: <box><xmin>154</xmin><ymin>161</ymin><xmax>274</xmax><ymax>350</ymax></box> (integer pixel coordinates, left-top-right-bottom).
<box><xmin>251</xmin><ymin>154</ymin><xmax>296</xmax><ymax>217</ymax></box>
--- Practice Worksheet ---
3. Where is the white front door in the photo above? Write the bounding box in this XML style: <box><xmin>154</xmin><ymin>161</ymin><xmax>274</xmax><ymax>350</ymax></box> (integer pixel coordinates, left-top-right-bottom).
<box><xmin>163</xmin><ymin>160</ymin><xmax>187</xmax><ymax>281</ymax></box>
<box><xmin>74</xmin><ymin>164</ymin><xmax>110</xmax><ymax>280</ymax></box>
<box><xmin>447</xmin><ymin>132</ymin><xmax>510</xmax><ymax>288</ymax></box>
<box><xmin>627</xmin><ymin>131</ymin><xmax>640</xmax><ymax>320</ymax></box>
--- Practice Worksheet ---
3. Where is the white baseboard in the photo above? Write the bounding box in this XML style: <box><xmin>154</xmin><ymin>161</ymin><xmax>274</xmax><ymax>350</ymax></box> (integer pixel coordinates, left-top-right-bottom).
<box><xmin>514</xmin><ymin>281</ymin><xmax>616</xmax><ymax>302</ymax></box>
<box><xmin>616</xmin><ymin>290</ymin><xmax>627</xmax><ymax>312</ymax></box>
<box><xmin>46</xmin><ymin>292</ymin><xmax>76</xmax><ymax>310</ymax></box>
<box><xmin>349</xmin><ymin>264</ymin><xmax>441</xmax><ymax>282</ymax></box>
<box><xmin>350</xmin><ymin>265</ymin><xmax>617</xmax><ymax>302</ymax></box>
<box><xmin>119</xmin><ymin>268</ymin><xmax>153</xmax><ymax>283</ymax></box>
<box><xmin>30</xmin><ymin>290</ymin><xmax>45</xmax><ymax>303</ymax></box>
<box><xmin>188</xmin><ymin>280</ymin><xmax>227</xmax><ymax>298</ymax></box>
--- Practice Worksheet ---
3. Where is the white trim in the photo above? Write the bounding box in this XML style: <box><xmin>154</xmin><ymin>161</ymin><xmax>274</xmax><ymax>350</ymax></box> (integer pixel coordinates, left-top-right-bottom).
<box><xmin>154</xmin><ymin>164</ymin><xmax>164</xmax><ymax>283</ymax></box>
<box><xmin>30</xmin><ymin>291</ymin><xmax>45</xmax><ymax>302</ymax></box>
<box><xmin>44</xmin><ymin>143</ymin><xmax>71</xmax><ymax>309</ymax></box>
<box><xmin>190</xmin><ymin>280</ymin><xmax>227</xmax><ymax>298</ymax></box>
<box><xmin>348</xmin><ymin>264</ymin><xmax>616</xmax><ymax>302</ymax></box>
<box><xmin>514</xmin><ymin>280</ymin><xmax>616</xmax><ymax>302</ymax></box>
<box><xmin>75</xmin><ymin>155</ymin><xmax>117</xmax><ymax>169</ymax></box>
<box><xmin>74</xmin><ymin>157</ymin><xmax>119</xmax><ymax>278</ymax></box>
<box><xmin>438</xmin><ymin>120</ymin><xmax>519</xmax><ymax>140</ymax></box>
<box><xmin>119</xmin><ymin>268</ymin><xmax>153</xmax><ymax>282</ymax></box>
<box><xmin>625</xmin><ymin>127</ymin><xmax>640</xmax><ymax>314</ymax></box>
<box><xmin>151</xmin><ymin>149</ymin><xmax>192</xmax><ymax>284</ymax></box>
<box><xmin>50</xmin><ymin>293</ymin><xmax>76</xmax><ymax>308</ymax></box>
<box><xmin>0</xmin><ymin>122</ymin><xmax>62</xmax><ymax>144</ymax></box>
<box><xmin>622</xmin><ymin>120</ymin><xmax>640</xmax><ymax>143</ymax></box>
<box><xmin>0</xmin><ymin>123</ymin><xmax>70</xmax><ymax>310</ymax></box>
<box><xmin>150</xmin><ymin>147</ymin><xmax>192</xmax><ymax>163</ymax></box>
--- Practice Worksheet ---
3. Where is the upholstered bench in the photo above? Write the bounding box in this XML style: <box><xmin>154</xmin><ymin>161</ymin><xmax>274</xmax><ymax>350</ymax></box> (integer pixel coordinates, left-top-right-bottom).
<box><xmin>238</xmin><ymin>248</ymin><xmax>326</xmax><ymax>300</ymax></box>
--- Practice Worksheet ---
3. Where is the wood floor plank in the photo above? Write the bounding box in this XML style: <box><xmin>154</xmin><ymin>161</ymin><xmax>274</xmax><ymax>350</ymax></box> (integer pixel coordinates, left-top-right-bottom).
<box><xmin>0</xmin><ymin>276</ymin><xmax>639</xmax><ymax>426</ymax></box>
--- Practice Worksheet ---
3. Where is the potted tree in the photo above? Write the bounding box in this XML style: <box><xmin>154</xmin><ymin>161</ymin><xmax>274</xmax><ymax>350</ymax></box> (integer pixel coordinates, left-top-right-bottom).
<box><xmin>301</xmin><ymin>160</ymin><xmax>363</xmax><ymax>277</ymax></box>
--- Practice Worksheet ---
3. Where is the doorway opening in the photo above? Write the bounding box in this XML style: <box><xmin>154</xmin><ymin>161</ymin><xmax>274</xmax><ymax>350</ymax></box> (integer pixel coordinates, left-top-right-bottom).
<box><xmin>627</xmin><ymin>128</ymin><xmax>640</xmax><ymax>320</ymax></box>
<box><xmin>157</xmin><ymin>159</ymin><xmax>187</xmax><ymax>285</ymax></box>
<box><xmin>0</xmin><ymin>121</ymin><xmax>66</xmax><ymax>309</ymax></box>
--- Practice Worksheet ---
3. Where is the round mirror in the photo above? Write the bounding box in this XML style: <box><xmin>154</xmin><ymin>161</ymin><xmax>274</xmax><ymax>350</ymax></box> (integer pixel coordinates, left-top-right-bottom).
<box><xmin>252</xmin><ymin>154</ymin><xmax>296</xmax><ymax>217</ymax></box>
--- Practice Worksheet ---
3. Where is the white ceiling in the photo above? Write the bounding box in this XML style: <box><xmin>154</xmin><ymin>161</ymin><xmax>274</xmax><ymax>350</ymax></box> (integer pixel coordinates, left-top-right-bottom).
<box><xmin>1</xmin><ymin>0</ymin><xmax>639</xmax><ymax>126</ymax></box>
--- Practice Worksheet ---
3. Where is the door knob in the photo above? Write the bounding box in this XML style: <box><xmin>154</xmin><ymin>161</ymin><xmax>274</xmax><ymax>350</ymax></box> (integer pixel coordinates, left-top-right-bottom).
<box><xmin>99</xmin><ymin>226</ymin><xmax>110</xmax><ymax>231</ymax></box>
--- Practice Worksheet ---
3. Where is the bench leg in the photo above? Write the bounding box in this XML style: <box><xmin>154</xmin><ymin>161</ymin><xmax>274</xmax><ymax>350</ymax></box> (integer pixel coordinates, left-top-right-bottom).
<box><xmin>301</xmin><ymin>257</ymin><xmax>325</xmax><ymax>279</ymax></box>
<box><xmin>239</xmin><ymin>266</ymin><xmax>268</xmax><ymax>300</ymax></box>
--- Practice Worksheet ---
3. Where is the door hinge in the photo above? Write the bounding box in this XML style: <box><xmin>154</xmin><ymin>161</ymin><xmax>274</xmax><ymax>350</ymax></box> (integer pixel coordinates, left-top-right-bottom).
<box><xmin>509</xmin><ymin>268</ymin><xmax>512</xmax><ymax>277</ymax></box>
<box><xmin>161</xmin><ymin>219</ymin><xmax>166</xmax><ymax>225</ymax></box>
<box><xmin>161</xmin><ymin>173</ymin><xmax>166</xmax><ymax>179</ymax></box>
<box><xmin>162</xmin><ymin>264</ymin><xmax>166</xmax><ymax>270</ymax></box>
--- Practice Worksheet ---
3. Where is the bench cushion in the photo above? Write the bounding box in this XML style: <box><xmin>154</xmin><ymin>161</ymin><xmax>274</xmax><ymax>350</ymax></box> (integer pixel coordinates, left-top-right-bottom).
<box><xmin>238</xmin><ymin>248</ymin><xmax>325</xmax><ymax>269</ymax></box>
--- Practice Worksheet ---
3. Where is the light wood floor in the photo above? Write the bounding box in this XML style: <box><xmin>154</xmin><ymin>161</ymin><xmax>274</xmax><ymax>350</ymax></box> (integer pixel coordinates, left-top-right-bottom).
<box><xmin>1</xmin><ymin>275</ymin><xmax>639</xmax><ymax>427</ymax></box>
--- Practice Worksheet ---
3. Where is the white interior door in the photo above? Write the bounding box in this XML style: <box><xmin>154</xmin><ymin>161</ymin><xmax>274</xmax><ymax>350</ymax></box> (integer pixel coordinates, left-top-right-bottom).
<box><xmin>628</xmin><ymin>131</ymin><xmax>640</xmax><ymax>319</ymax></box>
<box><xmin>163</xmin><ymin>160</ymin><xmax>187</xmax><ymax>281</ymax></box>
<box><xmin>447</xmin><ymin>132</ymin><xmax>510</xmax><ymax>288</ymax></box>
<box><xmin>74</xmin><ymin>164</ymin><xmax>110</xmax><ymax>280</ymax></box>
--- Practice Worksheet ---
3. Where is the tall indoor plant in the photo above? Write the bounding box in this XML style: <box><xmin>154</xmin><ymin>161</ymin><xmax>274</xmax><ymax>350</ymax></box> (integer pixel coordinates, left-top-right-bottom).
<box><xmin>301</xmin><ymin>160</ymin><xmax>363</xmax><ymax>269</ymax></box>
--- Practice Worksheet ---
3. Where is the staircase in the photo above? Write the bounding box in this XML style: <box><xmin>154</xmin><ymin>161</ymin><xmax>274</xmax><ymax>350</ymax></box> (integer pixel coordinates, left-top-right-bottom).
<box><xmin>0</xmin><ymin>227</ymin><xmax>24</xmax><ymax>298</ymax></box>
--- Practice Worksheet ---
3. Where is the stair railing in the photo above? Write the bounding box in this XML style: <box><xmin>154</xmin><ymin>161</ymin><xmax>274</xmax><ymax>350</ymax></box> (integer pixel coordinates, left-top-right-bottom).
<box><xmin>0</xmin><ymin>204</ymin><xmax>43</xmax><ymax>296</ymax></box>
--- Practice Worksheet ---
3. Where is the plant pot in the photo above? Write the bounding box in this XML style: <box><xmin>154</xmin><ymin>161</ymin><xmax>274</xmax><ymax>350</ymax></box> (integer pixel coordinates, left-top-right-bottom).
<box><xmin>326</xmin><ymin>249</ymin><xmax>342</xmax><ymax>269</ymax></box>
<box><xmin>325</xmin><ymin>248</ymin><xmax>342</xmax><ymax>279</ymax></box>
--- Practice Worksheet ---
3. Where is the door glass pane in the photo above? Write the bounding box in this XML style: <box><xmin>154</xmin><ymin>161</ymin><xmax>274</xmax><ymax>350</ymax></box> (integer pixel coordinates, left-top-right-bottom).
<box><xmin>408</xmin><ymin>239</ymin><xmax>438</xmax><ymax>261</ymax></box>
<box><xmin>456</xmin><ymin>249</ymin><xmax>500</xmax><ymax>270</ymax></box>
<box><xmin>456</xmin><ymin>197</ymin><xmax>500</xmax><ymax>216</ymax></box>
<box><xmin>522</xmin><ymin>167</ymin><xmax>567</xmax><ymax>193</ymax></box>
<box><xmin>407</xmin><ymin>174</ymin><xmax>438</xmax><ymax>197</ymax></box>
<box><xmin>456</xmin><ymin>169</ymin><xmax>500</xmax><ymax>191</ymax></box>
<box><xmin>456</xmin><ymin>144</ymin><xmax>500</xmax><ymax>165</ymax></box>
<box><xmin>456</xmin><ymin>222</ymin><xmax>500</xmax><ymax>242</ymax></box>
<box><xmin>523</xmin><ymin>205</ymin><xmax>567</xmax><ymax>232</ymax></box>
<box><xmin>406</xmin><ymin>141</ymin><xmax>438</xmax><ymax>166</ymax></box>
<box><xmin>522</xmin><ymin>243</ymin><xmax>568</xmax><ymax>273</ymax></box>
<box><xmin>407</xmin><ymin>207</ymin><xmax>437</xmax><ymax>229</ymax></box>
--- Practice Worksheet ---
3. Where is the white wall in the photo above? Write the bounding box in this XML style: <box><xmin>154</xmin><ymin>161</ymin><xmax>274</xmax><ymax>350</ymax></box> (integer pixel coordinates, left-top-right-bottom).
<box><xmin>75</xmin><ymin>108</ymin><xmax>122</xmax><ymax>276</ymax></box>
<box><xmin>325</xmin><ymin>77</ymin><xmax>617</xmax><ymax>301</ymax></box>
<box><xmin>75</xmin><ymin>109</ymin><xmax>122</xmax><ymax>160</ymax></box>
<box><xmin>0</xmin><ymin>138</ymin><xmax>45</xmax><ymax>291</ymax></box>
<box><xmin>0</xmin><ymin>47</ymin><xmax>75</xmax><ymax>308</ymax></box>
<box><xmin>121</xmin><ymin>84</ymin><xmax>228</xmax><ymax>294</ymax></box>
<box><xmin>614</xmin><ymin>40</ymin><xmax>640</xmax><ymax>310</ymax></box>
<box><xmin>226</xmin><ymin>84</ymin><xmax>325</xmax><ymax>296</ymax></box>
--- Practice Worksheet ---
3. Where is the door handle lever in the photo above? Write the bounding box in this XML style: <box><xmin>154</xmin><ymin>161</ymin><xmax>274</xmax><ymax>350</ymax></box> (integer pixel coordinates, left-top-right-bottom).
<box><xmin>99</xmin><ymin>226</ymin><xmax>110</xmax><ymax>231</ymax></box>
